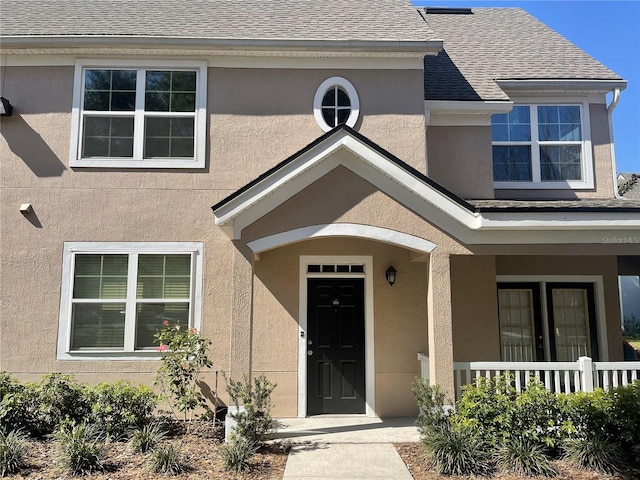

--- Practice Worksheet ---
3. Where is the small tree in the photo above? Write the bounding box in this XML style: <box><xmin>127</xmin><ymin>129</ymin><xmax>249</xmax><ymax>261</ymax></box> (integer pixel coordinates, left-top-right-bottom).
<box><xmin>154</xmin><ymin>321</ymin><xmax>213</xmax><ymax>424</ymax></box>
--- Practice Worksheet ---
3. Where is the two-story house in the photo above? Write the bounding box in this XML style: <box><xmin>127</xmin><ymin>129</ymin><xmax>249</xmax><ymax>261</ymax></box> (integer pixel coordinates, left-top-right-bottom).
<box><xmin>1</xmin><ymin>1</ymin><xmax>639</xmax><ymax>418</ymax></box>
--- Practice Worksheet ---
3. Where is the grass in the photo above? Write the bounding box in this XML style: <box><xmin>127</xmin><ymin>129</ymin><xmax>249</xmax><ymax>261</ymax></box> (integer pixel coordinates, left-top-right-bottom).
<box><xmin>625</xmin><ymin>337</ymin><xmax>640</xmax><ymax>350</ymax></box>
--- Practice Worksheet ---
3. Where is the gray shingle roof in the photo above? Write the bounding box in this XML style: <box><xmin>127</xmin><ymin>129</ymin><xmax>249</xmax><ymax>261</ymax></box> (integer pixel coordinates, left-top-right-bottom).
<box><xmin>0</xmin><ymin>0</ymin><xmax>436</xmax><ymax>43</ymax></box>
<box><xmin>470</xmin><ymin>199</ymin><xmax>640</xmax><ymax>212</ymax></box>
<box><xmin>423</xmin><ymin>8</ymin><xmax>623</xmax><ymax>101</ymax></box>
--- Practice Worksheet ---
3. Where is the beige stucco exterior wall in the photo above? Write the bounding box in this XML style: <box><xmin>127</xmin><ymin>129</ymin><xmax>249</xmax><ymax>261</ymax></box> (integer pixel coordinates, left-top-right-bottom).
<box><xmin>0</xmin><ymin>63</ymin><xmax>427</xmax><ymax>372</ymax></box>
<box><xmin>450</xmin><ymin>255</ymin><xmax>500</xmax><ymax>362</ymax></box>
<box><xmin>495</xmin><ymin>255</ymin><xmax>623</xmax><ymax>361</ymax></box>
<box><xmin>426</xmin><ymin>126</ymin><xmax>494</xmax><ymax>199</ymax></box>
<box><xmin>250</xmin><ymin>237</ymin><xmax>429</xmax><ymax>417</ymax></box>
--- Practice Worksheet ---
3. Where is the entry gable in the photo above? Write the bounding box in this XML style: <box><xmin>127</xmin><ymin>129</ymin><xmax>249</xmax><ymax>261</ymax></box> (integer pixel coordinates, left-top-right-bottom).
<box><xmin>212</xmin><ymin>126</ymin><xmax>479</xmax><ymax>239</ymax></box>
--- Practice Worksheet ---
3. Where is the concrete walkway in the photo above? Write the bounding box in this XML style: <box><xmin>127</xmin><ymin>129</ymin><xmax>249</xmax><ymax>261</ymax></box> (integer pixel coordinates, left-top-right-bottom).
<box><xmin>274</xmin><ymin>416</ymin><xmax>419</xmax><ymax>480</ymax></box>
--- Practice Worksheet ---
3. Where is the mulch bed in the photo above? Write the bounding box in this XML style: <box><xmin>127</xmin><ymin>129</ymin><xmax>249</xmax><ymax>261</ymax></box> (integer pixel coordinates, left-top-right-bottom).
<box><xmin>395</xmin><ymin>442</ymin><xmax>640</xmax><ymax>480</ymax></box>
<box><xmin>12</xmin><ymin>424</ymin><xmax>288</xmax><ymax>480</ymax></box>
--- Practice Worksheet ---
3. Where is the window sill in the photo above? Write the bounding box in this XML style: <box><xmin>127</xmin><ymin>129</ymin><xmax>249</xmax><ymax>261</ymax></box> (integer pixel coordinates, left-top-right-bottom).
<box><xmin>57</xmin><ymin>350</ymin><xmax>164</xmax><ymax>361</ymax></box>
<box><xmin>494</xmin><ymin>180</ymin><xmax>594</xmax><ymax>190</ymax></box>
<box><xmin>70</xmin><ymin>158</ymin><xmax>205</xmax><ymax>169</ymax></box>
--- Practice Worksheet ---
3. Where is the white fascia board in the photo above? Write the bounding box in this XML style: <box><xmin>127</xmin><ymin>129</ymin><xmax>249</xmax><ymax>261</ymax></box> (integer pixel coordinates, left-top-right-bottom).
<box><xmin>213</xmin><ymin>130</ymin><xmax>481</xmax><ymax>239</ymax></box>
<box><xmin>340</xmin><ymin>136</ymin><xmax>479</xmax><ymax>228</ymax></box>
<box><xmin>1</xmin><ymin>36</ymin><xmax>443</xmax><ymax>58</ymax></box>
<box><xmin>478</xmin><ymin>212</ymin><xmax>640</xmax><ymax>230</ymax></box>
<box><xmin>496</xmin><ymin>79</ymin><xmax>628</xmax><ymax>94</ymax></box>
<box><xmin>424</xmin><ymin>100</ymin><xmax>514</xmax><ymax>114</ymax></box>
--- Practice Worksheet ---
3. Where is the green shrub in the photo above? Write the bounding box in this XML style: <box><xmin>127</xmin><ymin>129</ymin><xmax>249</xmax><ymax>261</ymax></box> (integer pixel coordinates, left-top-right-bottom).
<box><xmin>563</xmin><ymin>434</ymin><xmax>624</xmax><ymax>474</ymax></box>
<box><xmin>558</xmin><ymin>389</ymin><xmax>612</xmax><ymax>440</ymax></box>
<box><xmin>449</xmin><ymin>374</ymin><xmax>517</xmax><ymax>446</ymax></box>
<box><xmin>88</xmin><ymin>380</ymin><xmax>157</xmax><ymax>439</ymax></box>
<box><xmin>422</xmin><ymin>424</ymin><xmax>494</xmax><ymax>476</ymax></box>
<box><xmin>0</xmin><ymin>390</ymin><xmax>35</xmax><ymax>435</ymax></box>
<box><xmin>411</xmin><ymin>378</ymin><xmax>449</xmax><ymax>436</ymax></box>
<box><xmin>149</xmin><ymin>442</ymin><xmax>188</xmax><ymax>475</ymax></box>
<box><xmin>225</xmin><ymin>374</ymin><xmax>276</xmax><ymax>444</ymax></box>
<box><xmin>54</xmin><ymin>422</ymin><xmax>109</xmax><ymax>475</ymax></box>
<box><xmin>31</xmin><ymin>374</ymin><xmax>91</xmax><ymax>436</ymax></box>
<box><xmin>154</xmin><ymin>322</ymin><xmax>213</xmax><ymax>423</ymax></box>
<box><xmin>510</xmin><ymin>380</ymin><xmax>562</xmax><ymax>448</ymax></box>
<box><xmin>219</xmin><ymin>436</ymin><xmax>258</xmax><ymax>473</ymax></box>
<box><xmin>496</xmin><ymin>438</ymin><xmax>557</xmax><ymax>477</ymax></box>
<box><xmin>0</xmin><ymin>429</ymin><xmax>27</xmax><ymax>477</ymax></box>
<box><xmin>607</xmin><ymin>380</ymin><xmax>640</xmax><ymax>449</ymax></box>
<box><xmin>129</xmin><ymin>422</ymin><xmax>166</xmax><ymax>454</ymax></box>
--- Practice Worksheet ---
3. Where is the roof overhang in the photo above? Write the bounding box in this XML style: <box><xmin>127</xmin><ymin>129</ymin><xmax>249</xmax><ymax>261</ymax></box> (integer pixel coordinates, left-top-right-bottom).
<box><xmin>0</xmin><ymin>36</ymin><xmax>444</xmax><ymax>59</ymax></box>
<box><xmin>496</xmin><ymin>79</ymin><xmax>628</xmax><ymax>95</ymax></box>
<box><xmin>212</xmin><ymin>126</ymin><xmax>640</xmax><ymax>247</ymax></box>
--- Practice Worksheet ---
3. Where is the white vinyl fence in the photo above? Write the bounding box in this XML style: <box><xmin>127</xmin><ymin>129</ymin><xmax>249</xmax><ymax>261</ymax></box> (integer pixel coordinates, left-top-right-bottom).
<box><xmin>417</xmin><ymin>354</ymin><xmax>640</xmax><ymax>401</ymax></box>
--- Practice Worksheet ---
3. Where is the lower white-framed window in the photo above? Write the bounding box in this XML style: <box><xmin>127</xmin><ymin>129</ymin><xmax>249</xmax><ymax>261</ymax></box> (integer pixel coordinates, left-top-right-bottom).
<box><xmin>57</xmin><ymin>242</ymin><xmax>203</xmax><ymax>359</ymax></box>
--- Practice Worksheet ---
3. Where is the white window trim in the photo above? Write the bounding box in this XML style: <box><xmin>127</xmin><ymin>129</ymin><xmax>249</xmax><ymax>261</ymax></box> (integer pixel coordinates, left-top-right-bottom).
<box><xmin>496</xmin><ymin>276</ymin><xmax>608</xmax><ymax>361</ymax></box>
<box><xmin>493</xmin><ymin>101</ymin><xmax>594</xmax><ymax>190</ymax></box>
<box><xmin>313</xmin><ymin>76</ymin><xmax>360</xmax><ymax>132</ymax></box>
<box><xmin>298</xmin><ymin>255</ymin><xmax>375</xmax><ymax>417</ymax></box>
<box><xmin>70</xmin><ymin>59</ymin><xmax>207</xmax><ymax>169</ymax></box>
<box><xmin>57</xmin><ymin>242</ymin><xmax>203</xmax><ymax>360</ymax></box>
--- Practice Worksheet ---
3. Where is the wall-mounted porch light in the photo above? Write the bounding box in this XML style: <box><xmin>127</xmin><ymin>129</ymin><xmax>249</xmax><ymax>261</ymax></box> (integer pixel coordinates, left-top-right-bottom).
<box><xmin>385</xmin><ymin>266</ymin><xmax>397</xmax><ymax>286</ymax></box>
<box><xmin>0</xmin><ymin>97</ymin><xmax>12</xmax><ymax>116</ymax></box>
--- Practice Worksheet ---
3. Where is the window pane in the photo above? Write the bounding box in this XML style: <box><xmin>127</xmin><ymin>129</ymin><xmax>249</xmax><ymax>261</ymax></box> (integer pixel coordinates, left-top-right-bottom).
<box><xmin>498</xmin><ymin>288</ymin><xmax>536</xmax><ymax>362</ymax></box>
<box><xmin>144</xmin><ymin>118</ymin><xmax>194</xmax><ymax>158</ymax></box>
<box><xmin>71</xmin><ymin>303</ymin><xmax>125</xmax><ymax>349</ymax></box>
<box><xmin>172</xmin><ymin>71</ymin><xmax>196</xmax><ymax>92</ymax></box>
<box><xmin>491</xmin><ymin>106</ymin><xmax>530</xmax><ymax>141</ymax></box>
<box><xmin>336</xmin><ymin>87</ymin><xmax>350</xmax><ymax>107</ymax></box>
<box><xmin>145</xmin><ymin>92</ymin><xmax>170</xmax><ymax>112</ymax></box>
<box><xmin>111</xmin><ymin>70</ymin><xmax>137</xmax><ymax>90</ymax></box>
<box><xmin>135</xmin><ymin>302</ymin><xmax>189</xmax><ymax>349</ymax></box>
<box><xmin>171</xmin><ymin>139</ymin><xmax>195</xmax><ymax>157</ymax></box>
<box><xmin>538</xmin><ymin>105</ymin><xmax>581</xmax><ymax>141</ymax></box>
<box><xmin>493</xmin><ymin>146</ymin><xmax>532</xmax><ymax>181</ymax></box>
<box><xmin>322</xmin><ymin>108</ymin><xmax>335</xmax><ymax>127</ymax></box>
<box><xmin>337</xmin><ymin>108</ymin><xmax>350</xmax><ymax>125</ymax></box>
<box><xmin>84</xmin><ymin>69</ymin><xmax>111</xmax><ymax>91</ymax></box>
<box><xmin>110</xmin><ymin>91</ymin><xmax>135</xmax><ymax>111</ymax></box>
<box><xmin>540</xmin><ymin>145</ymin><xmax>582</xmax><ymax>181</ymax></box>
<box><xmin>137</xmin><ymin>254</ymin><xmax>191</xmax><ymax>299</ymax></box>
<box><xmin>171</xmin><ymin>93</ymin><xmax>196</xmax><ymax>112</ymax></box>
<box><xmin>146</xmin><ymin>71</ymin><xmax>171</xmax><ymax>91</ymax></box>
<box><xmin>145</xmin><ymin>71</ymin><xmax>196</xmax><ymax>112</ymax></box>
<box><xmin>83</xmin><ymin>117</ymin><xmax>134</xmax><ymax>158</ymax></box>
<box><xmin>322</xmin><ymin>88</ymin><xmax>336</xmax><ymax>106</ymax></box>
<box><xmin>84</xmin><ymin>69</ymin><xmax>136</xmax><ymax>112</ymax></box>
<box><xmin>74</xmin><ymin>254</ymin><xmax>128</xmax><ymax>299</ymax></box>
<box><xmin>491</xmin><ymin>124</ymin><xmax>508</xmax><ymax>142</ymax></box>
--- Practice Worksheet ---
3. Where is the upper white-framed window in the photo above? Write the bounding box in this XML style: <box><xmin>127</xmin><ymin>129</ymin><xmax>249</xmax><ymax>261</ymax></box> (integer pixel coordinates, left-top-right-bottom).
<box><xmin>57</xmin><ymin>242</ymin><xmax>203</xmax><ymax>360</ymax></box>
<box><xmin>491</xmin><ymin>103</ymin><xmax>593</xmax><ymax>189</ymax></box>
<box><xmin>313</xmin><ymin>77</ymin><xmax>360</xmax><ymax>132</ymax></box>
<box><xmin>70</xmin><ymin>59</ymin><xmax>207</xmax><ymax>169</ymax></box>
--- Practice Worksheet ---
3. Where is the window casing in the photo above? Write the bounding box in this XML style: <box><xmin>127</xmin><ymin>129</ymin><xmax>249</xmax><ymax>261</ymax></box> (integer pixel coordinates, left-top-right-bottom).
<box><xmin>313</xmin><ymin>77</ymin><xmax>360</xmax><ymax>132</ymax></box>
<box><xmin>70</xmin><ymin>60</ymin><xmax>207</xmax><ymax>168</ymax></box>
<box><xmin>58</xmin><ymin>242</ymin><xmax>203</xmax><ymax>359</ymax></box>
<box><xmin>492</xmin><ymin>103</ymin><xmax>593</xmax><ymax>189</ymax></box>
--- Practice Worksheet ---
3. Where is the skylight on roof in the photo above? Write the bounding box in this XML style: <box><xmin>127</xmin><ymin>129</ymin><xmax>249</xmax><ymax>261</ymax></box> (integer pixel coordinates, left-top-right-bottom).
<box><xmin>423</xmin><ymin>7</ymin><xmax>473</xmax><ymax>15</ymax></box>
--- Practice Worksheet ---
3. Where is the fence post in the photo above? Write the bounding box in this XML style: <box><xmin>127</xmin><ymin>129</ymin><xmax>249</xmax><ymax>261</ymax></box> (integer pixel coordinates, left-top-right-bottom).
<box><xmin>578</xmin><ymin>356</ymin><xmax>594</xmax><ymax>392</ymax></box>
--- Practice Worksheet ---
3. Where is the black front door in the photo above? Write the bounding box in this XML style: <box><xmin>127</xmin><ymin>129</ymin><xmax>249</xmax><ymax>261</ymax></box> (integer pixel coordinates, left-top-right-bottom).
<box><xmin>307</xmin><ymin>278</ymin><xmax>365</xmax><ymax>414</ymax></box>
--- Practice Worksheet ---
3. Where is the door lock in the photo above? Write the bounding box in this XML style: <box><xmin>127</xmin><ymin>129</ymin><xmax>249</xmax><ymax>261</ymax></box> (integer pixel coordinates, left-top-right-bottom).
<box><xmin>307</xmin><ymin>350</ymin><xmax>313</xmax><ymax>356</ymax></box>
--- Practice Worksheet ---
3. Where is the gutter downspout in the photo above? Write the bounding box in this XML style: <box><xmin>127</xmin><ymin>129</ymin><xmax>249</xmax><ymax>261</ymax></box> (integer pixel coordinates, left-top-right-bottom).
<box><xmin>607</xmin><ymin>88</ymin><xmax>622</xmax><ymax>198</ymax></box>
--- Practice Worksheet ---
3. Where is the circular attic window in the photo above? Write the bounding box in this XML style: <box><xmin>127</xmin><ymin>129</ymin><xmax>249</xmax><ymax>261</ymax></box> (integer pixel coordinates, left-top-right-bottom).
<box><xmin>313</xmin><ymin>77</ymin><xmax>360</xmax><ymax>132</ymax></box>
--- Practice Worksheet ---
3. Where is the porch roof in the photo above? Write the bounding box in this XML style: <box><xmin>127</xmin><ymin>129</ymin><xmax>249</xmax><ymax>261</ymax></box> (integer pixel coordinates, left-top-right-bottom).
<box><xmin>211</xmin><ymin>126</ymin><xmax>640</xmax><ymax>246</ymax></box>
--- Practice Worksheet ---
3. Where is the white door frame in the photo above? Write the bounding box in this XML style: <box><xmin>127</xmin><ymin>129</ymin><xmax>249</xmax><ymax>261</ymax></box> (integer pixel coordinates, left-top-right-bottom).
<box><xmin>298</xmin><ymin>255</ymin><xmax>375</xmax><ymax>417</ymax></box>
